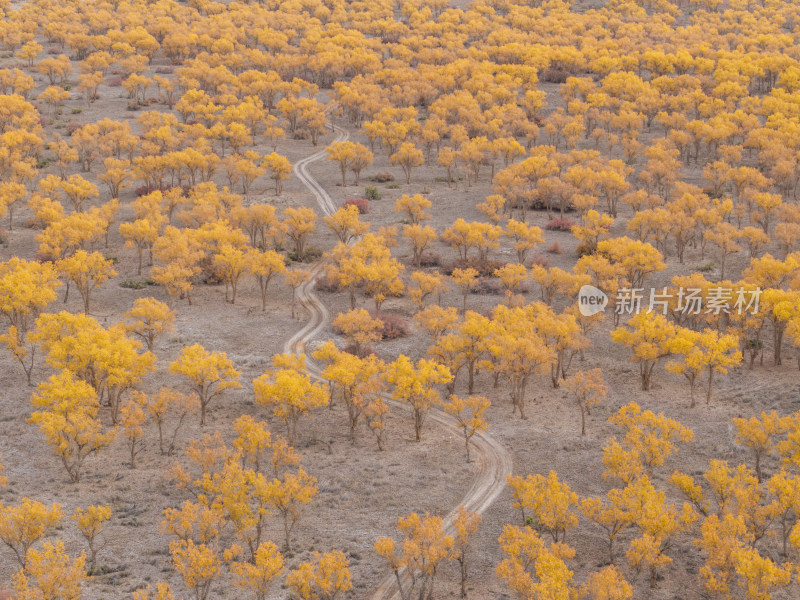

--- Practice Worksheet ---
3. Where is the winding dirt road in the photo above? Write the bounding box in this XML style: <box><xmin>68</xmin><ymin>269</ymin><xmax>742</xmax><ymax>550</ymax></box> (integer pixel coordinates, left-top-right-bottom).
<box><xmin>286</xmin><ymin>120</ymin><xmax>513</xmax><ymax>600</ymax></box>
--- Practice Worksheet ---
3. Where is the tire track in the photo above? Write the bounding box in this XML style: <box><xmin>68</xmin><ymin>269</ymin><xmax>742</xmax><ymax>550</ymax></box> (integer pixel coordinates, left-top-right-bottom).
<box><xmin>287</xmin><ymin>120</ymin><xmax>512</xmax><ymax>600</ymax></box>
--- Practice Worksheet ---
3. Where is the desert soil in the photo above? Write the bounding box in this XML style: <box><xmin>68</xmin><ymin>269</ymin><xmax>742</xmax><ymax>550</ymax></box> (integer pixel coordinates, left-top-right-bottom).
<box><xmin>2</xmin><ymin>20</ymin><xmax>800</xmax><ymax>600</ymax></box>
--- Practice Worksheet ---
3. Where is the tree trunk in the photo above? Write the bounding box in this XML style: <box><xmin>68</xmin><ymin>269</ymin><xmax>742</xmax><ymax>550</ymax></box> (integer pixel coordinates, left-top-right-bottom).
<box><xmin>157</xmin><ymin>421</ymin><xmax>165</xmax><ymax>454</ymax></box>
<box><xmin>459</xmin><ymin>556</ymin><xmax>467</xmax><ymax>597</ymax></box>
<box><xmin>705</xmin><ymin>369</ymin><xmax>714</xmax><ymax>405</ymax></box>
<box><xmin>283</xmin><ymin>514</ymin><xmax>291</xmax><ymax>552</ymax></box>
<box><xmin>641</xmin><ymin>363</ymin><xmax>651</xmax><ymax>391</ymax></box>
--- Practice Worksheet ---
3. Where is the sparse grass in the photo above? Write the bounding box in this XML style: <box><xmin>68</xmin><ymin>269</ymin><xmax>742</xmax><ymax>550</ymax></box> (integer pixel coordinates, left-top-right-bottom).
<box><xmin>695</xmin><ymin>262</ymin><xmax>715</xmax><ymax>273</ymax></box>
<box><xmin>120</xmin><ymin>278</ymin><xmax>155</xmax><ymax>289</ymax></box>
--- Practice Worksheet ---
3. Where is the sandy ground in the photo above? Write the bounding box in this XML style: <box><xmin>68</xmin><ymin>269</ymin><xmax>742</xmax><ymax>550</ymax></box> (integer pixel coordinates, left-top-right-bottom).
<box><xmin>1</xmin><ymin>8</ymin><xmax>800</xmax><ymax>600</ymax></box>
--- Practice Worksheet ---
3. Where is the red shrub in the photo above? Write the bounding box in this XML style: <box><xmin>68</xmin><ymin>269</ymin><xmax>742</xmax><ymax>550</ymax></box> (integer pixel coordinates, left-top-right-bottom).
<box><xmin>134</xmin><ymin>184</ymin><xmax>172</xmax><ymax>197</ymax></box>
<box><xmin>471</xmin><ymin>277</ymin><xmax>503</xmax><ymax>295</ymax></box>
<box><xmin>315</xmin><ymin>273</ymin><xmax>340</xmax><ymax>293</ymax></box>
<box><xmin>545</xmin><ymin>217</ymin><xmax>577</xmax><ymax>232</ymax></box>
<box><xmin>371</xmin><ymin>311</ymin><xmax>409</xmax><ymax>340</ymax></box>
<box><xmin>344</xmin><ymin>197</ymin><xmax>370</xmax><ymax>214</ymax></box>
<box><xmin>541</xmin><ymin>66</ymin><xmax>570</xmax><ymax>83</ymax></box>
<box><xmin>343</xmin><ymin>343</ymin><xmax>376</xmax><ymax>357</ymax></box>
<box><xmin>418</xmin><ymin>251</ymin><xmax>441</xmax><ymax>267</ymax></box>
<box><xmin>546</xmin><ymin>242</ymin><xmax>563</xmax><ymax>254</ymax></box>
<box><xmin>448</xmin><ymin>257</ymin><xmax>506</xmax><ymax>278</ymax></box>
<box><xmin>529</xmin><ymin>254</ymin><xmax>550</xmax><ymax>268</ymax></box>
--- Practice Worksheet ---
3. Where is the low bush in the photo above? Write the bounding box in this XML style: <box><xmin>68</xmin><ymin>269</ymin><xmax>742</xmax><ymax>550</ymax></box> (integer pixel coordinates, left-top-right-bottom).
<box><xmin>695</xmin><ymin>262</ymin><xmax>715</xmax><ymax>273</ymax></box>
<box><xmin>344</xmin><ymin>198</ymin><xmax>370</xmax><ymax>214</ymax></box>
<box><xmin>529</xmin><ymin>254</ymin><xmax>550</xmax><ymax>268</ymax></box>
<box><xmin>288</xmin><ymin>246</ymin><xmax>323</xmax><ymax>263</ymax></box>
<box><xmin>371</xmin><ymin>311</ymin><xmax>409</xmax><ymax>340</ymax></box>
<box><xmin>541</xmin><ymin>66</ymin><xmax>569</xmax><ymax>83</ymax></box>
<box><xmin>471</xmin><ymin>277</ymin><xmax>503</xmax><ymax>295</ymax></box>
<box><xmin>343</xmin><ymin>343</ymin><xmax>375</xmax><ymax>358</ymax></box>
<box><xmin>371</xmin><ymin>172</ymin><xmax>394</xmax><ymax>183</ymax></box>
<box><xmin>418</xmin><ymin>251</ymin><xmax>442</xmax><ymax>267</ymax></box>
<box><xmin>120</xmin><ymin>279</ymin><xmax>155</xmax><ymax>289</ymax></box>
<box><xmin>315</xmin><ymin>273</ymin><xmax>340</xmax><ymax>293</ymax></box>
<box><xmin>545</xmin><ymin>217</ymin><xmax>577</xmax><ymax>232</ymax></box>
<box><xmin>135</xmin><ymin>184</ymin><xmax>164</xmax><ymax>196</ymax></box>
<box><xmin>448</xmin><ymin>257</ymin><xmax>506</xmax><ymax>278</ymax></box>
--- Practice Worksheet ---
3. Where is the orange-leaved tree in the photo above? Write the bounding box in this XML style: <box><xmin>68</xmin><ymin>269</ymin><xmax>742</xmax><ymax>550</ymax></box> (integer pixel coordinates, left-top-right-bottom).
<box><xmin>0</xmin><ymin>498</ymin><xmax>63</xmax><ymax>567</ymax></box>
<box><xmin>383</xmin><ymin>354</ymin><xmax>452</xmax><ymax>442</ymax></box>
<box><xmin>375</xmin><ymin>512</ymin><xmax>453</xmax><ymax>600</ymax></box>
<box><xmin>169</xmin><ymin>344</ymin><xmax>241</xmax><ymax>426</ymax></box>
<box><xmin>56</xmin><ymin>250</ymin><xmax>117</xmax><ymax>314</ymax></box>
<box><xmin>123</xmin><ymin>297</ymin><xmax>175</xmax><ymax>352</ymax></box>
<box><xmin>444</xmin><ymin>395</ymin><xmax>490</xmax><ymax>462</ymax></box>
<box><xmin>253</xmin><ymin>353</ymin><xmax>329</xmax><ymax>446</ymax></box>
<box><xmin>28</xmin><ymin>371</ymin><xmax>116</xmax><ymax>482</ymax></box>
<box><xmin>72</xmin><ymin>504</ymin><xmax>111</xmax><ymax>573</ymax></box>
<box><xmin>285</xmin><ymin>550</ymin><xmax>351</xmax><ymax>600</ymax></box>
<box><xmin>564</xmin><ymin>368</ymin><xmax>607</xmax><ymax>436</ymax></box>
<box><xmin>611</xmin><ymin>311</ymin><xmax>676</xmax><ymax>391</ymax></box>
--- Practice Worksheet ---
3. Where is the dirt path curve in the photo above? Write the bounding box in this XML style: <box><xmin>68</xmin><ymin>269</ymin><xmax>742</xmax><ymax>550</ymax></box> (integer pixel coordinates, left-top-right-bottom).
<box><xmin>286</xmin><ymin>121</ymin><xmax>513</xmax><ymax>600</ymax></box>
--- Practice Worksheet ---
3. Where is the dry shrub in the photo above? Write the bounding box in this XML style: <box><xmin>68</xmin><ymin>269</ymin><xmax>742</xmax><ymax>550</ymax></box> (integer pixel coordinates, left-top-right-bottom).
<box><xmin>448</xmin><ymin>257</ymin><xmax>506</xmax><ymax>278</ymax></box>
<box><xmin>471</xmin><ymin>277</ymin><xmax>503</xmax><ymax>295</ymax></box>
<box><xmin>344</xmin><ymin>198</ymin><xmax>370</xmax><ymax>214</ymax></box>
<box><xmin>371</xmin><ymin>311</ymin><xmax>409</xmax><ymax>340</ymax></box>
<box><xmin>545</xmin><ymin>217</ymin><xmax>577</xmax><ymax>232</ymax></box>
<box><xmin>530</xmin><ymin>254</ymin><xmax>551</xmax><ymax>268</ymax></box>
<box><xmin>315</xmin><ymin>273</ymin><xmax>340</xmax><ymax>293</ymax></box>
<box><xmin>418</xmin><ymin>251</ymin><xmax>442</xmax><ymax>267</ymax></box>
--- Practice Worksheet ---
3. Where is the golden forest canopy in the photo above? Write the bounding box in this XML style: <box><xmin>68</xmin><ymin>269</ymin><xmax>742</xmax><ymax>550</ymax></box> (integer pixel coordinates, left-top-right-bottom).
<box><xmin>8</xmin><ymin>0</ymin><xmax>800</xmax><ymax>599</ymax></box>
